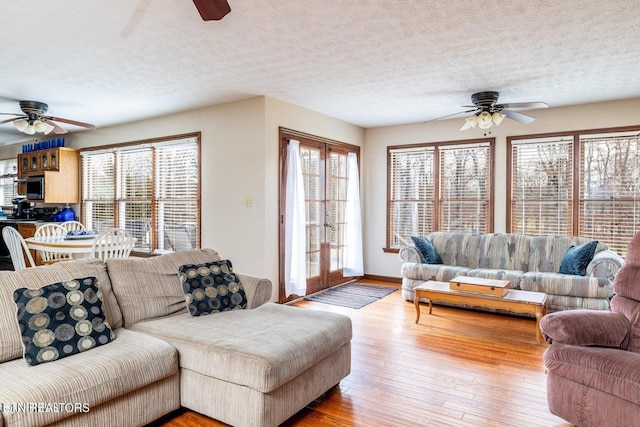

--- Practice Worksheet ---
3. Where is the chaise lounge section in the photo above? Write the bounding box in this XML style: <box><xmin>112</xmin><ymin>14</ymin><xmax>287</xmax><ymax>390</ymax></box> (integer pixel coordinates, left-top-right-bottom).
<box><xmin>400</xmin><ymin>232</ymin><xmax>624</xmax><ymax>312</ymax></box>
<box><xmin>107</xmin><ymin>250</ymin><xmax>352</xmax><ymax>427</ymax></box>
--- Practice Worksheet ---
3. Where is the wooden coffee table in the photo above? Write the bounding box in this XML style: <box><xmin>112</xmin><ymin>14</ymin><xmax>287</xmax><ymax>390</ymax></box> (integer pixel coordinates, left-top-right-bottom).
<box><xmin>414</xmin><ymin>280</ymin><xmax>547</xmax><ymax>343</ymax></box>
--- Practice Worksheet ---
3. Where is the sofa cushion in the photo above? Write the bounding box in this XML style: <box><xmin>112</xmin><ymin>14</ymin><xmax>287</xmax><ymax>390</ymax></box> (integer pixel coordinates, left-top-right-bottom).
<box><xmin>129</xmin><ymin>303</ymin><xmax>352</xmax><ymax>393</ymax></box>
<box><xmin>528</xmin><ymin>236</ymin><xmax>607</xmax><ymax>273</ymax></box>
<box><xmin>466</xmin><ymin>269</ymin><xmax>523</xmax><ymax>289</ymax></box>
<box><xmin>106</xmin><ymin>249</ymin><xmax>221</xmax><ymax>327</ymax></box>
<box><xmin>427</xmin><ymin>232</ymin><xmax>481</xmax><ymax>268</ymax></box>
<box><xmin>477</xmin><ymin>233</ymin><xmax>531</xmax><ymax>271</ymax></box>
<box><xmin>401</xmin><ymin>262</ymin><xmax>472</xmax><ymax>283</ymax></box>
<box><xmin>179</xmin><ymin>260</ymin><xmax>247</xmax><ymax>316</ymax></box>
<box><xmin>14</xmin><ymin>277</ymin><xmax>115</xmax><ymax>366</ymax></box>
<box><xmin>558</xmin><ymin>241</ymin><xmax>598</xmax><ymax>276</ymax></box>
<box><xmin>410</xmin><ymin>236</ymin><xmax>442</xmax><ymax>264</ymax></box>
<box><xmin>0</xmin><ymin>328</ymin><xmax>178</xmax><ymax>427</ymax></box>
<box><xmin>0</xmin><ymin>258</ymin><xmax>121</xmax><ymax>364</ymax></box>
<box><xmin>520</xmin><ymin>271</ymin><xmax>613</xmax><ymax>299</ymax></box>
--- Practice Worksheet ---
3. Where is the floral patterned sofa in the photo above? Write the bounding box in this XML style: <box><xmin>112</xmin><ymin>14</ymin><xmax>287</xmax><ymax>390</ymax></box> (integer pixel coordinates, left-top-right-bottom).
<box><xmin>399</xmin><ymin>232</ymin><xmax>625</xmax><ymax>312</ymax></box>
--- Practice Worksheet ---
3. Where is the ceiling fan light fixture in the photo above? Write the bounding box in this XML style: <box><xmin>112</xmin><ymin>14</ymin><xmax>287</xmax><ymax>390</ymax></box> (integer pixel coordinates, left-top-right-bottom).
<box><xmin>13</xmin><ymin>119</ymin><xmax>29</xmax><ymax>132</ymax></box>
<box><xmin>23</xmin><ymin>124</ymin><xmax>36</xmax><ymax>135</ymax></box>
<box><xmin>477</xmin><ymin>111</ymin><xmax>493</xmax><ymax>126</ymax></box>
<box><xmin>460</xmin><ymin>115</ymin><xmax>478</xmax><ymax>131</ymax></box>
<box><xmin>33</xmin><ymin>119</ymin><xmax>54</xmax><ymax>134</ymax></box>
<box><xmin>492</xmin><ymin>111</ymin><xmax>505</xmax><ymax>126</ymax></box>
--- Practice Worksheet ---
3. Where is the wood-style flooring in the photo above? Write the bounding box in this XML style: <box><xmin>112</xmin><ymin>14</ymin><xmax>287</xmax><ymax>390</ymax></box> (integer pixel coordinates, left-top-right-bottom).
<box><xmin>150</xmin><ymin>279</ymin><xmax>572</xmax><ymax>427</ymax></box>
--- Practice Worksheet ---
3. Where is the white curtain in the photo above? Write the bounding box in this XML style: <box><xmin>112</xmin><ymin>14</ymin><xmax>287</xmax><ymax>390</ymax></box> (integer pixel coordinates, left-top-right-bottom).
<box><xmin>343</xmin><ymin>152</ymin><xmax>364</xmax><ymax>276</ymax></box>
<box><xmin>284</xmin><ymin>139</ymin><xmax>307</xmax><ymax>296</ymax></box>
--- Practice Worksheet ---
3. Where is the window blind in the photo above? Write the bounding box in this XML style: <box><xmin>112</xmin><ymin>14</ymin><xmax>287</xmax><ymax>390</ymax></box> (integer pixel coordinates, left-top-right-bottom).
<box><xmin>0</xmin><ymin>158</ymin><xmax>17</xmax><ymax>207</ymax></box>
<box><xmin>439</xmin><ymin>143</ymin><xmax>491</xmax><ymax>234</ymax></box>
<box><xmin>81</xmin><ymin>134</ymin><xmax>199</xmax><ymax>253</ymax></box>
<box><xmin>580</xmin><ymin>134</ymin><xmax>640</xmax><ymax>254</ymax></box>
<box><xmin>510</xmin><ymin>138</ymin><xmax>573</xmax><ymax>236</ymax></box>
<box><xmin>155</xmin><ymin>139</ymin><xmax>199</xmax><ymax>251</ymax></box>
<box><xmin>388</xmin><ymin>147</ymin><xmax>435</xmax><ymax>247</ymax></box>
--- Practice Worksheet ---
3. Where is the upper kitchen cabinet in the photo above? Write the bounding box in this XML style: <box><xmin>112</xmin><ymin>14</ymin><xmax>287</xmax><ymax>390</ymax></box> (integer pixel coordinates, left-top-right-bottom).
<box><xmin>17</xmin><ymin>147</ymin><xmax>80</xmax><ymax>204</ymax></box>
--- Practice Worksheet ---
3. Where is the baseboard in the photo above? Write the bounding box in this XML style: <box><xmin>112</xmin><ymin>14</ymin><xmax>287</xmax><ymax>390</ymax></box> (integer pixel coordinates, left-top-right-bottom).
<box><xmin>362</xmin><ymin>274</ymin><xmax>402</xmax><ymax>284</ymax></box>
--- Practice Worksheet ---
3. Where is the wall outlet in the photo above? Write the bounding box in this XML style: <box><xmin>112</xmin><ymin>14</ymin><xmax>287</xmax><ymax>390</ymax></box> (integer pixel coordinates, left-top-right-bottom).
<box><xmin>244</xmin><ymin>197</ymin><xmax>253</xmax><ymax>207</ymax></box>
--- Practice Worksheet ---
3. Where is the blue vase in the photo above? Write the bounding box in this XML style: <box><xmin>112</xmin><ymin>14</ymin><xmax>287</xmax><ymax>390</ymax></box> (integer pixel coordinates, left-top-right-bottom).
<box><xmin>60</xmin><ymin>206</ymin><xmax>75</xmax><ymax>222</ymax></box>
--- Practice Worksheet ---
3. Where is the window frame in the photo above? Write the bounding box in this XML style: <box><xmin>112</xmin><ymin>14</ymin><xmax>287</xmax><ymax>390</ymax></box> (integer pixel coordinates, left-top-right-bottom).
<box><xmin>507</xmin><ymin>125</ymin><xmax>640</xmax><ymax>255</ymax></box>
<box><xmin>80</xmin><ymin>132</ymin><xmax>201</xmax><ymax>255</ymax></box>
<box><xmin>386</xmin><ymin>137</ymin><xmax>495</xmax><ymax>251</ymax></box>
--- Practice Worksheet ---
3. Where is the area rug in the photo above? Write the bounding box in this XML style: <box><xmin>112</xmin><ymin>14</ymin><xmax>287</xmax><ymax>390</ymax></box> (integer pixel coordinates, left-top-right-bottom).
<box><xmin>304</xmin><ymin>283</ymin><xmax>397</xmax><ymax>309</ymax></box>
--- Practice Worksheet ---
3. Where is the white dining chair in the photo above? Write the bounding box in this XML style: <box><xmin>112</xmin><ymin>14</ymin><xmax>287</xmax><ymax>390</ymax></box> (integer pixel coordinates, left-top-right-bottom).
<box><xmin>34</xmin><ymin>224</ymin><xmax>71</xmax><ymax>264</ymax></box>
<box><xmin>60</xmin><ymin>221</ymin><xmax>86</xmax><ymax>233</ymax></box>
<box><xmin>2</xmin><ymin>227</ymin><xmax>36</xmax><ymax>270</ymax></box>
<box><xmin>90</xmin><ymin>228</ymin><xmax>135</xmax><ymax>260</ymax></box>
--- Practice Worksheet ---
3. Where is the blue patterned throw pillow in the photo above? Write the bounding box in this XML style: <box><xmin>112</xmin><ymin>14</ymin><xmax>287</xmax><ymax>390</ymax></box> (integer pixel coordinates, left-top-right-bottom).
<box><xmin>179</xmin><ymin>260</ymin><xmax>247</xmax><ymax>316</ymax></box>
<box><xmin>558</xmin><ymin>241</ymin><xmax>598</xmax><ymax>276</ymax></box>
<box><xmin>410</xmin><ymin>236</ymin><xmax>443</xmax><ymax>264</ymax></box>
<box><xmin>13</xmin><ymin>277</ymin><xmax>115</xmax><ymax>366</ymax></box>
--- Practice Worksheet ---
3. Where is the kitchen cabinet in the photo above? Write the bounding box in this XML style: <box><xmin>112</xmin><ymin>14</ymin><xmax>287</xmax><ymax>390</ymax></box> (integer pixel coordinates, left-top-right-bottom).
<box><xmin>17</xmin><ymin>147</ymin><xmax>79</xmax><ymax>203</ymax></box>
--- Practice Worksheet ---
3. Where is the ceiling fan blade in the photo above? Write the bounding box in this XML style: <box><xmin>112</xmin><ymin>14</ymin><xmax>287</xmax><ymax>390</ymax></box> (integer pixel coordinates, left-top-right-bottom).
<box><xmin>502</xmin><ymin>109</ymin><xmax>536</xmax><ymax>124</ymax></box>
<box><xmin>424</xmin><ymin>108</ymin><xmax>478</xmax><ymax>123</ymax></box>
<box><xmin>46</xmin><ymin>116</ymin><xmax>96</xmax><ymax>129</ymax></box>
<box><xmin>192</xmin><ymin>0</ymin><xmax>231</xmax><ymax>21</ymax></box>
<box><xmin>499</xmin><ymin>101</ymin><xmax>548</xmax><ymax>110</ymax></box>
<box><xmin>0</xmin><ymin>117</ymin><xmax>20</xmax><ymax>125</ymax></box>
<box><xmin>43</xmin><ymin>119</ymin><xmax>68</xmax><ymax>135</ymax></box>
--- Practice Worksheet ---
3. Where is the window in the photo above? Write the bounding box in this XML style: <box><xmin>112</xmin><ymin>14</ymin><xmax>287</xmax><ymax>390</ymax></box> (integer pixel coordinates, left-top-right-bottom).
<box><xmin>0</xmin><ymin>158</ymin><xmax>18</xmax><ymax>207</ymax></box>
<box><xmin>81</xmin><ymin>133</ymin><xmax>200</xmax><ymax>253</ymax></box>
<box><xmin>508</xmin><ymin>127</ymin><xmax>640</xmax><ymax>255</ymax></box>
<box><xmin>387</xmin><ymin>139</ymin><xmax>494</xmax><ymax>249</ymax></box>
<box><xmin>509</xmin><ymin>137</ymin><xmax>573</xmax><ymax>236</ymax></box>
<box><xmin>580</xmin><ymin>133</ymin><xmax>640</xmax><ymax>253</ymax></box>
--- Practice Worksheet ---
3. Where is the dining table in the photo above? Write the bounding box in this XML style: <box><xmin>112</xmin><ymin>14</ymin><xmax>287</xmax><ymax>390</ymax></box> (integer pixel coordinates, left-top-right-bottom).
<box><xmin>25</xmin><ymin>235</ymin><xmax>136</xmax><ymax>259</ymax></box>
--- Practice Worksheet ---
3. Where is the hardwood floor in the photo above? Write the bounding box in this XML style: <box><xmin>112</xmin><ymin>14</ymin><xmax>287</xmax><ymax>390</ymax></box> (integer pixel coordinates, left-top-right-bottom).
<box><xmin>150</xmin><ymin>279</ymin><xmax>572</xmax><ymax>426</ymax></box>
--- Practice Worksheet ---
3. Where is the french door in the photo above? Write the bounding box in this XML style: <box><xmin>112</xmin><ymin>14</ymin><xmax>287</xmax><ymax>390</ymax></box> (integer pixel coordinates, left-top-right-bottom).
<box><xmin>279</xmin><ymin>130</ymin><xmax>360</xmax><ymax>302</ymax></box>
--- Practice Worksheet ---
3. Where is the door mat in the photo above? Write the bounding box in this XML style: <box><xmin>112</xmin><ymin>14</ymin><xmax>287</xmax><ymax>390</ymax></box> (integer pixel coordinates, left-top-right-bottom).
<box><xmin>304</xmin><ymin>283</ymin><xmax>397</xmax><ymax>309</ymax></box>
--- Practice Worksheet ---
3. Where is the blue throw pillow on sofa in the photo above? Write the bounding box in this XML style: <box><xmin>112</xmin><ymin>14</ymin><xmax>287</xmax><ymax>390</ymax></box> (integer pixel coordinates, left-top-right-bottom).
<box><xmin>558</xmin><ymin>241</ymin><xmax>598</xmax><ymax>276</ymax></box>
<box><xmin>410</xmin><ymin>236</ymin><xmax>443</xmax><ymax>264</ymax></box>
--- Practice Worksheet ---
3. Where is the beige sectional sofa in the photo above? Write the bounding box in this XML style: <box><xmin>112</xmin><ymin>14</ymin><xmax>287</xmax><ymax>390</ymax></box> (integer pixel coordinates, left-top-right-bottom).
<box><xmin>0</xmin><ymin>249</ymin><xmax>352</xmax><ymax>427</ymax></box>
<box><xmin>400</xmin><ymin>232</ymin><xmax>625</xmax><ymax>312</ymax></box>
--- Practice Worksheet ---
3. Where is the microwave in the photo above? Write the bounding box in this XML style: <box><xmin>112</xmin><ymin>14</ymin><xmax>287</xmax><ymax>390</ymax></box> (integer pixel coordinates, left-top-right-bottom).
<box><xmin>24</xmin><ymin>176</ymin><xmax>45</xmax><ymax>200</ymax></box>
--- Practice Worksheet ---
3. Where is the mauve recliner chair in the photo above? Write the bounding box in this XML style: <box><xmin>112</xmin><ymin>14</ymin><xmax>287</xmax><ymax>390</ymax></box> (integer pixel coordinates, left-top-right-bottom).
<box><xmin>540</xmin><ymin>232</ymin><xmax>639</xmax><ymax>426</ymax></box>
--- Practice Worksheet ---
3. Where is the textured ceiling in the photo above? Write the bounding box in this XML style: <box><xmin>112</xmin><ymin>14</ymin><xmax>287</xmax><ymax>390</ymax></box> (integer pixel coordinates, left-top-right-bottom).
<box><xmin>1</xmin><ymin>0</ymin><xmax>639</xmax><ymax>145</ymax></box>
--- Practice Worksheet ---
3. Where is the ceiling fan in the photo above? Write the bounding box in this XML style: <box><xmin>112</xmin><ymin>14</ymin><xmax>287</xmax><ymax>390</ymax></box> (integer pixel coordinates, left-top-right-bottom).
<box><xmin>432</xmin><ymin>91</ymin><xmax>549</xmax><ymax>134</ymax></box>
<box><xmin>0</xmin><ymin>101</ymin><xmax>96</xmax><ymax>136</ymax></box>
<box><xmin>193</xmin><ymin>0</ymin><xmax>231</xmax><ymax>21</ymax></box>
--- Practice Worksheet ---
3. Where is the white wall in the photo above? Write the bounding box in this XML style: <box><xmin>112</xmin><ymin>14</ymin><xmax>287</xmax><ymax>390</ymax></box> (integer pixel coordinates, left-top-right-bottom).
<box><xmin>363</xmin><ymin>98</ymin><xmax>640</xmax><ymax>279</ymax></box>
<box><xmin>0</xmin><ymin>96</ymin><xmax>363</xmax><ymax>302</ymax></box>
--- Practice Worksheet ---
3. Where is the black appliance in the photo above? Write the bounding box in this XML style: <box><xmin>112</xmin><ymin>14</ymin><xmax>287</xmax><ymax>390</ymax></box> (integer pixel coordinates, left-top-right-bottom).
<box><xmin>11</xmin><ymin>197</ymin><xmax>32</xmax><ymax>219</ymax></box>
<box><xmin>24</xmin><ymin>176</ymin><xmax>45</xmax><ymax>200</ymax></box>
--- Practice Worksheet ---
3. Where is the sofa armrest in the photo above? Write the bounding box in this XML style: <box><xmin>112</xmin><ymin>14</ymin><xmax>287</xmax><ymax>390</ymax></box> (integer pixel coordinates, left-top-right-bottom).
<box><xmin>587</xmin><ymin>249</ymin><xmax>625</xmax><ymax>281</ymax></box>
<box><xmin>236</xmin><ymin>273</ymin><xmax>272</xmax><ymax>309</ymax></box>
<box><xmin>540</xmin><ymin>310</ymin><xmax>630</xmax><ymax>348</ymax></box>
<box><xmin>399</xmin><ymin>246</ymin><xmax>421</xmax><ymax>263</ymax></box>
